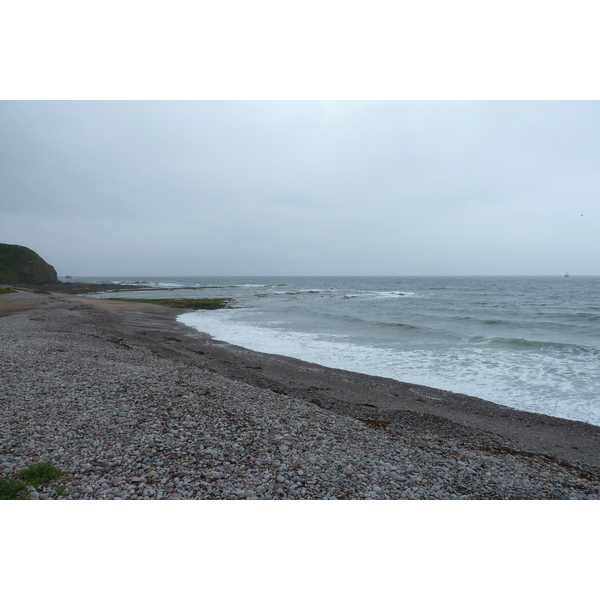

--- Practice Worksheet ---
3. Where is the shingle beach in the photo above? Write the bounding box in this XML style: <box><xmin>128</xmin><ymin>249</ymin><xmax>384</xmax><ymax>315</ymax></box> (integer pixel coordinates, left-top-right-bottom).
<box><xmin>2</xmin><ymin>290</ymin><xmax>599</xmax><ymax>500</ymax></box>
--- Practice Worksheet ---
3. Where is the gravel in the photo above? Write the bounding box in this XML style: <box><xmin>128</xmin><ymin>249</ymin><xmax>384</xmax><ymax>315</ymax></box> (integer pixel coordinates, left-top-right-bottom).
<box><xmin>2</xmin><ymin>295</ymin><xmax>600</xmax><ymax>500</ymax></box>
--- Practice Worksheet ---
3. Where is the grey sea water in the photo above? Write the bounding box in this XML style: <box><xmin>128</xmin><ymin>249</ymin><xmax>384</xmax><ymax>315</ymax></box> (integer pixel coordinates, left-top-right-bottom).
<box><xmin>82</xmin><ymin>276</ymin><xmax>600</xmax><ymax>426</ymax></box>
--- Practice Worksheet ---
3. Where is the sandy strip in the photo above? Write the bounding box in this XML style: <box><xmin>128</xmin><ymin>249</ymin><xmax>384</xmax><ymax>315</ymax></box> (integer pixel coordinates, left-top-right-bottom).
<box><xmin>0</xmin><ymin>289</ymin><xmax>52</xmax><ymax>317</ymax></box>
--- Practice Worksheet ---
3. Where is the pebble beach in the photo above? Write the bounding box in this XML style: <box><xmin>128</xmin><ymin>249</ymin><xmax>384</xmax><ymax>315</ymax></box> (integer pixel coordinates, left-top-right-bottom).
<box><xmin>2</xmin><ymin>290</ymin><xmax>600</xmax><ymax>500</ymax></box>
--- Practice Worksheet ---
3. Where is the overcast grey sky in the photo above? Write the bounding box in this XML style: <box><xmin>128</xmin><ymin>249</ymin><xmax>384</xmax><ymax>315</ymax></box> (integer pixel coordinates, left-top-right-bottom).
<box><xmin>1</xmin><ymin>101</ymin><xmax>598</xmax><ymax>276</ymax></box>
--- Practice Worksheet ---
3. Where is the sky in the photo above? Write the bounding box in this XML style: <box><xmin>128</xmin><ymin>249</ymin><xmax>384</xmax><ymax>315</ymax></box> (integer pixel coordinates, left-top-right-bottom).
<box><xmin>1</xmin><ymin>100</ymin><xmax>599</xmax><ymax>277</ymax></box>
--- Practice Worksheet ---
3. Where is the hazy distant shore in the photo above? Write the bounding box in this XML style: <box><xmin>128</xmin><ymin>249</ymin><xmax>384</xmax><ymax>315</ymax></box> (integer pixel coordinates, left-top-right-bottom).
<box><xmin>2</xmin><ymin>290</ymin><xmax>599</xmax><ymax>500</ymax></box>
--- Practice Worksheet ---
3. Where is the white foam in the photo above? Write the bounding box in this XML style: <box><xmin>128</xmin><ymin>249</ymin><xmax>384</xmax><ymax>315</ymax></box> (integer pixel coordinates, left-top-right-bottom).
<box><xmin>273</xmin><ymin>289</ymin><xmax>328</xmax><ymax>295</ymax></box>
<box><xmin>369</xmin><ymin>291</ymin><xmax>417</xmax><ymax>298</ymax></box>
<box><xmin>178</xmin><ymin>310</ymin><xmax>600</xmax><ymax>426</ymax></box>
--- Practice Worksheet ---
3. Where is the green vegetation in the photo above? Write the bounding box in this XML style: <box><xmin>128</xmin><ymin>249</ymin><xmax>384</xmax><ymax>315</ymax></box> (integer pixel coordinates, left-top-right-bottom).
<box><xmin>0</xmin><ymin>461</ymin><xmax>64</xmax><ymax>500</ymax></box>
<box><xmin>0</xmin><ymin>286</ymin><xmax>15</xmax><ymax>295</ymax></box>
<box><xmin>18</xmin><ymin>461</ymin><xmax>64</xmax><ymax>486</ymax></box>
<box><xmin>105</xmin><ymin>297</ymin><xmax>232</xmax><ymax>310</ymax></box>
<box><xmin>20</xmin><ymin>283</ymin><xmax>233</xmax><ymax>303</ymax></box>
<box><xmin>0</xmin><ymin>478</ymin><xmax>27</xmax><ymax>500</ymax></box>
<box><xmin>54</xmin><ymin>484</ymin><xmax>69</xmax><ymax>497</ymax></box>
<box><xmin>0</xmin><ymin>243</ymin><xmax>59</xmax><ymax>285</ymax></box>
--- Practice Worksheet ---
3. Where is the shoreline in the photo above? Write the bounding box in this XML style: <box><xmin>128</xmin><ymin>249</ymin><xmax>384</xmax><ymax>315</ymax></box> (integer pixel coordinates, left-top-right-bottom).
<box><xmin>2</xmin><ymin>290</ymin><xmax>600</xmax><ymax>499</ymax></box>
<box><xmin>80</xmin><ymin>293</ymin><xmax>600</xmax><ymax>470</ymax></box>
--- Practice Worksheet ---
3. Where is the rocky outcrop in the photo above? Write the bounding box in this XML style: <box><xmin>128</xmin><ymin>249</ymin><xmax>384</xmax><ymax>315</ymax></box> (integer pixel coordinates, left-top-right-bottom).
<box><xmin>0</xmin><ymin>243</ymin><xmax>59</xmax><ymax>285</ymax></box>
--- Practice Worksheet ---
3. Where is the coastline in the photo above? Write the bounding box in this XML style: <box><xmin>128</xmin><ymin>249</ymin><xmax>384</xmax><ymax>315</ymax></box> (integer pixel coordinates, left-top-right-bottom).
<box><xmin>2</xmin><ymin>290</ymin><xmax>600</xmax><ymax>499</ymax></box>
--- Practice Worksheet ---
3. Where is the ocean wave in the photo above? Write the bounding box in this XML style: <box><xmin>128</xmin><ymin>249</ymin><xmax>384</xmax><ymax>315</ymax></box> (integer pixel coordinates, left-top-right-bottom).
<box><xmin>273</xmin><ymin>289</ymin><xmax>329</xmax><ymax>295</ymax></box>
<box><xmin>177</xmin><ymin>309</ymin><xmax>600</xmax><ymax>426</ymax></box>
<box><xmin>328</xmin><ymin>312</ymin><xmax>426</xmax><ymax>332</ymax></box>
<box><xmin>370</xmin><ymin>291</ymin><xmax>416</xmax><ymax>298</ymax></box>
<box><xmin>481</xmin><ymin>336</ymin><xmax>599</xmax><ymax>354</ymax></box>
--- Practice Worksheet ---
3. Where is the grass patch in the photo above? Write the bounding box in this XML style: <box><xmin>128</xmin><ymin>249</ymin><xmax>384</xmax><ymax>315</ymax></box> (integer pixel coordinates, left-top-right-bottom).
<box><xmin>0</xmin><ymin>286</ymin><xmax>15</xmax><ymax>295</ymax></box>
<box><xmin>0</xmin><ymin>478</ymin><xmax>27</xmax><ymax>500</ymax></box>
<box><xmin>0</xmin><ymin>461</ymin><xmax>64</xmax><ymax>500</ymax></box>
<box><xmin>105</xmin><ymin>297</ymin><xmax>232</xmax><ymax>310</ymax></box>
<box><xmin>18</xmin><ymin>461</ymin><xmax>64</xmax><ymax>486</ymax></box>
<box><xmin>54</xmin><ymin>484</ymin><xmax>69</xmax><ymax>497</ymax></box>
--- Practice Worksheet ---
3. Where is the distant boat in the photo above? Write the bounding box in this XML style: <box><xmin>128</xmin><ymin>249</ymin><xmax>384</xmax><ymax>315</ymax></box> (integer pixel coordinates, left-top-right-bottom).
<box><xmin>564</xmin><ymin>273</ymin><xmax>569</xmax><ymax>278</ymax></box>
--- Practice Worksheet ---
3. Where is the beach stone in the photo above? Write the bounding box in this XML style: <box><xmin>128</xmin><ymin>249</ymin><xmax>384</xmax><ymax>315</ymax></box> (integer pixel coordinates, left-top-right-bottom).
<box><xmin>1</xmin><ymin>293</ymin><xmax>599</xmax><ymax>501</ymax></box>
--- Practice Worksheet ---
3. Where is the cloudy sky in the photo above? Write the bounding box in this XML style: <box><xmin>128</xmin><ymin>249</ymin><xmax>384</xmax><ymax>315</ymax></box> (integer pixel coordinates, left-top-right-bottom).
<box><xmin>1</xmin><ymin>100</ymin><xmax>598</xmax><ymax>277</ymax></box>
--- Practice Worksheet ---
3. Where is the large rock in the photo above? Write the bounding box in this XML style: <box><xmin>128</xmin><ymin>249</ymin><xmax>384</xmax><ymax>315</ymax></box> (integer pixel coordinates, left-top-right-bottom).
<box><xmin>0</xmin><ymin>243</ymin><xmax>59</xmax><ymax>285</ymax></box>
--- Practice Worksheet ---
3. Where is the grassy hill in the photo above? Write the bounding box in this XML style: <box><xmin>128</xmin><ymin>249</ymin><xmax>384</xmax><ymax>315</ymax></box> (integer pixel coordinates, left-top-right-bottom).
<box><xmin>0</xmin><ymin>243</ymin><xmax>59</xmax><ymax>285</ymax></box>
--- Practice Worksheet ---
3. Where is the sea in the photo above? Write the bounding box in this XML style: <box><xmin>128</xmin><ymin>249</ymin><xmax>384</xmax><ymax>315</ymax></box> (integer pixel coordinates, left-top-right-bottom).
<box><xmin>78</xmin><ymin>276</ymin><xmax>600</xmax><ymax>426</ymax></box>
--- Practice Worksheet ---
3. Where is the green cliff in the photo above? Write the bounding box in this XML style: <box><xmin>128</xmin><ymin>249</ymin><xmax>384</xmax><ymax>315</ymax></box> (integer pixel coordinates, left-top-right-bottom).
<box><xmin>0</xmin><ymin>243</ymin><xmax>59</xmax><ymax>285</ymax></box>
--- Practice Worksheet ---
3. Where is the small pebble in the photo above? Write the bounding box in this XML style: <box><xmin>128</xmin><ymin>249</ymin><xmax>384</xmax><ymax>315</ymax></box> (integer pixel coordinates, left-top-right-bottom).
<box><xmin>0</xmin><ymin>295</ymin><xmax>598</xmax><ymax>501</ymax></box>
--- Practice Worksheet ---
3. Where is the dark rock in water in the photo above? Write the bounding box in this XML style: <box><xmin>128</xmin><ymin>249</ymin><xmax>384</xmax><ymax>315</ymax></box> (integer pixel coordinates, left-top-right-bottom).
<box><xmin>0</xmin><ymin>243</ymin><xmax>59</xmax><ymax>285</ymax></box>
